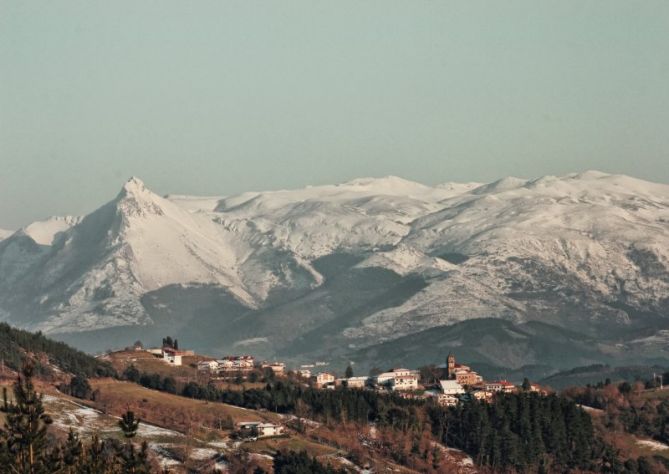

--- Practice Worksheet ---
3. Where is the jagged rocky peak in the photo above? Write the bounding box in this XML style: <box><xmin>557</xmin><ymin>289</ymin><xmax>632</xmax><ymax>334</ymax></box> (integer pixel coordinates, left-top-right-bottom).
<box><xmin>118</xmin><ymin>176</ymin><xmax>150</xmax><ymax>198</ymax></box>
<box><xmin>115</xmin><ymin>177</ymin><xmax>165</xmax><ymax>217</ymax></box>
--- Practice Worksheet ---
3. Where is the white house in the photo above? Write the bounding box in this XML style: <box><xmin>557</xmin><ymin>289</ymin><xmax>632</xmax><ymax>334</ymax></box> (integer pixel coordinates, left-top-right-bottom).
<box><xmin>197</xmin><ymin>360</ymin><xmax>219</xmax><ymax>372</ymax></box>
<box><xmin>439</xmin><ymin>380</ymin><xmax>465</xmax><ymax>395</ymax></box>
<box><xmin>485</xmin><ymin>380</ymin><xmax>515</xmax><ymax>393</ymax></box>
<box><xmin>345</xmin><ymin>376</ymin><xmax>370</xmax><ymax>389</ymax></box>
<box><xmin>390</xmin><ymin>374</ymin><xmax>419</xmax><ymax>391</ymax></box>
<box><xmin>425</xmin><ymin>390</ymin><xmax>459</xmax><ymax>406</ymax></box>
<box><xmin>258</xmin><ymin>423</ymin><xmax>284</xmax><ymax>437</ymax></box>
<box><xmin>217</xmin><ymin>355</ymin><xmax>255</xmax><ymax>373</ymax></box>
<box><xmin>261</xmin><ymin>362</ymin><xmax>286</xmax><ymax>375</ymax></box>
<box><xmin>315</xmin><ymin>372</ymin><xmax>335</xmax><ymax>388</ymax></box>
<box><xmin>237</xmin><ymin>421</ymin><xmax>284</xmax><ymax>438</ymax></box>
<box><xmin>162</xmin><ymin>347</ymin><xmax>184</xmax><ymax>366</ymax></box>
<box><xmin>376</xmin><ymin>368</ymin><xmax>418</xmax><ymax>385</ymax></box>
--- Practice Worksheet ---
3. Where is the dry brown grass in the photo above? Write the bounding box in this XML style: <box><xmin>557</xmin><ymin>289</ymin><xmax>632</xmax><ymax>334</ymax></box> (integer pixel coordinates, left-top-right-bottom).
<box><xmin>89</xmin><ymin>378</ymin><xmax>280</xmax><ymax>436</ymax></box>
<box><xmin>210</xmin><ymin>380</ymin><xmax>267</xmax><ymax>391</ymax></box>
<box><xmin>104</xmin><ymin>350</ymin><xmax>207</xmax><ymax>380</ymax></box>
<box><xmin>248</xmin><ymin>435</ymin><xmax>339</xmax><ymax>458</ymax></box>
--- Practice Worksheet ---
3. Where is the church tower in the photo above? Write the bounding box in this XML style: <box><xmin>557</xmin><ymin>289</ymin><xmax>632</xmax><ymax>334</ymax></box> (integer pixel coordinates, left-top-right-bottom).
<box><xmin>446</xmin><ymin>352</ymin><xmax>456</xmax><ymax>379</ymax></box>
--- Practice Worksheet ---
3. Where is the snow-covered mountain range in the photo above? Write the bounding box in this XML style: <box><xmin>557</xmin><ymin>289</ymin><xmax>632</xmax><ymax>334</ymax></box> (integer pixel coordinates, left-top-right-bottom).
<box><xmin>1</xmin><ymin>171</ymin><xmax>668</xmax><ymax>373</ymax></box>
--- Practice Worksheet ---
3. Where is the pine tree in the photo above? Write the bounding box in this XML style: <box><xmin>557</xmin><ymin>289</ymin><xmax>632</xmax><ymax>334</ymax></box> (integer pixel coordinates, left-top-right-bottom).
<box><xmin>118</xmin><ymin>440</ymin><xmax>152</xmax><ymax>474</ymax></box>
<box><xmin>62</xmin><ymin>429</ymin><xmax>84</xmax><ymax>473</ymax></box>
<box><xmin>345</xmin><ymin>365</ymin><xmax>354</xmax><ymax>378</ymax></box>
<box><xmin>123</xmin><ymin>365</ymin><xmax>141</xmax><ymax>383</ymax></box>
<box><xmin>119</xmin><ymin>410</ymin><xmax>140</xmax><ymax>438</ymax></box>
<box><xmin>69</xmin><ymin>375</ymin><xmax>92</xmax><ymax>399</ymax></box>
<box><xmin>81</xmin><ymin>434</ymin><xmax>109</xmax><ymax>473</ymax></box>
<box><xmin>0</xmin><ymin>362</ymin><xmax>56</xmax><ymax>474</ymax></box>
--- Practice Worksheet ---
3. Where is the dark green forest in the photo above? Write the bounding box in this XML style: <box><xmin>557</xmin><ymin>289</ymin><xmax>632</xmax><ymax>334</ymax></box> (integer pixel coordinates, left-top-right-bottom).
<box><xmin>428</xmin><ymin>393</ymin><xmax>606</xmax><ymax>472</ymax></box>
<box><xmin>0</xmin><ymin>322</ymin><xmax>116</xmax><ymax>378</ymax></box>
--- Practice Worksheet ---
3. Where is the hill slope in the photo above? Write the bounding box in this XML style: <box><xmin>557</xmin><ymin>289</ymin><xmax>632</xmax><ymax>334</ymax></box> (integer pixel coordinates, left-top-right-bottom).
<box><xmin>0</xmin><ymin>322</ymin><xmax>115</xmax><ymax>377</ymax></box>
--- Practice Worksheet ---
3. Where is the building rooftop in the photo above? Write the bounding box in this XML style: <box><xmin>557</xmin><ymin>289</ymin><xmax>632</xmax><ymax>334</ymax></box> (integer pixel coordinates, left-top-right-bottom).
<box><xmin>440</xmin><ymin>380</ymin><xmax>464</xmax><ymax>390</ymax></box>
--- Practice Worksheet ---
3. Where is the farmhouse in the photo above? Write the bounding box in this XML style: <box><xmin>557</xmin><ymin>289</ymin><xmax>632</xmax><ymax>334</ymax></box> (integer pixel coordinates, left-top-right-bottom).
<box><xmin>236</xmin><ymin>421</ymin><xmax>284</xmax><ymax>438</ymax></box>
<box><xmin>162</xmin><ymin>347</ymin><xmax>185</xmax><ymax>366</ymax></box>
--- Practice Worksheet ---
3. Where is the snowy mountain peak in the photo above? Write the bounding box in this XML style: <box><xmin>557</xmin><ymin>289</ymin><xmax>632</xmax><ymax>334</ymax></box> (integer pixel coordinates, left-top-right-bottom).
<box><xmin>1</xmin><ymin>170</ymin><xmax>668</xmax><ymax>366</ymax></box>
<box><xmin>119</xmin><ymin>176</ymin><xmax>151</xmax><ymax>198</ymax></box>
<box><xmin>114</xmin><ymin>177</ymin><xmax>166</xmax><ymax>218</ymax></box>
<box><xmin>341</xmin><ymin>175</ymin><xmax>427</xmax><ymax>189</ymax></box>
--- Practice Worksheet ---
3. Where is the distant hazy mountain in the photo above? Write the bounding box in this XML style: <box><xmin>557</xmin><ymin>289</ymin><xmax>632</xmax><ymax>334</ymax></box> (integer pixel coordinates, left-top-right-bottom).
<box><xmin>1</xmin><ymin>172</ymin><xmax>668</xmax><ymax>375</ymax></box>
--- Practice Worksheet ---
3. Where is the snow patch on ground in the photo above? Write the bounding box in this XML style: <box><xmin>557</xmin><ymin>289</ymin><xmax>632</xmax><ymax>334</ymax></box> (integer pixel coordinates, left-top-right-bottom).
<box><xmin>637</xmin><ymin>439</ymin><xmax>669</xmax><ymax>451</ymax></box>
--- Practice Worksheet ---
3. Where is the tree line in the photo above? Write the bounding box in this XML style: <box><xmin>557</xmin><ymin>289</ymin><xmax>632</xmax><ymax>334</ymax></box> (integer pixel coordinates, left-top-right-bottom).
<box><xmin>0</xmin><ymin>322</ymin><xmax>116</xmax><ymax>378</ymax></box>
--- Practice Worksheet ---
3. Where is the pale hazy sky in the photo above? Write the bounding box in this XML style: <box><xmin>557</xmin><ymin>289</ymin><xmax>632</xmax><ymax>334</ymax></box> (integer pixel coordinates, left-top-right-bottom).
<box><xmin>1</xmin><ymin>1</ymin><xmax>668</xmax><ymax>229</ymax></box>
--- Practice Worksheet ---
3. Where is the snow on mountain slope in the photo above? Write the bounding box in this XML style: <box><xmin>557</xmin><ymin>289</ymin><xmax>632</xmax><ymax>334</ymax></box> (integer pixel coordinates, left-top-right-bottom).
<box><xmin>21</xmin><ymin>216</ymin><xmax>82</xmax><ymax>245</ymax></box>
<box><xmin>0</xmin><ymin>178</ymin><xmax>318</xmax><ymax>333</ymax></box>
<box><xmin>210</xmin><ymin>176</ymin><xmax>472</xmax><ymax>259</ymax></box>
<box><xmin>345</xmin><ymin>172</ymin><xmax>669</xmax><ymax>343</ymax></box>
<box><xmin>1</xmin><ymin>171</ymin><xmax>668</xmax><ymax>361</ymax></box>
<box><xmin>0</xmin><ymin>228</ymin><xmax>13</xmax><ymax>241</ymax></box>
<box><xmin>165</xmin><ymin>194</ymin><xmax>224</xmax><ymax>213</ymax></box>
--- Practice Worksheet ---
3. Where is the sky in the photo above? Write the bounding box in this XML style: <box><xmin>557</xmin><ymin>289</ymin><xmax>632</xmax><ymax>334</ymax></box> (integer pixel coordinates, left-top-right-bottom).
<box><xmin>1</xmin><ymin>1</ymin><xmax>668</xmax><ymax>229</ymax></box>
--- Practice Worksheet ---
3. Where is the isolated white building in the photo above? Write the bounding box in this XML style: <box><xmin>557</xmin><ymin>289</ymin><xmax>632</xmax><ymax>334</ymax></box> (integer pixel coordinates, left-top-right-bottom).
<box><xmin>162</xmin><ymin>348</ymin><xmax>184</xmax><ymax>366</ymax></box>
<box><xmin>237</xmin><ymin>421</ymin><xmax>284</xmax><ymax>438</ymax></box>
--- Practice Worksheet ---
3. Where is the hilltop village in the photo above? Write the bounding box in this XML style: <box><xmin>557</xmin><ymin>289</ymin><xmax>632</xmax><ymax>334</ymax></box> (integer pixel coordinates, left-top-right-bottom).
<box><xmin>125</xmin><ymin>339</ymin><xmax>547</xmax><ymax>411</ymax></box>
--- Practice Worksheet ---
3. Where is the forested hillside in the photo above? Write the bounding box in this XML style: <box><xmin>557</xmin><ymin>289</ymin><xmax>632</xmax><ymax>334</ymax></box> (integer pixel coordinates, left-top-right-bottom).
<box><xmin>0</xmin><ymin>322</ymin><xmax>116</xmax><ymax>377</ymax></box>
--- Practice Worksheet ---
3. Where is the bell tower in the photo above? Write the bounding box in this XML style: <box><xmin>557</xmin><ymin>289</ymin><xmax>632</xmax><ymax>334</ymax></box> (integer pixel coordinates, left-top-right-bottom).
<box><xmin>447</xmin><ymin>353</ymin><xmax>456</xmax><ymax>379</ymax></box>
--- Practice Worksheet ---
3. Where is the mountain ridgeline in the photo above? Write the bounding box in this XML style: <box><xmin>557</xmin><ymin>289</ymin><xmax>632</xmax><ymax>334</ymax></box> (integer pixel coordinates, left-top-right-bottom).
<box><xmin>0</xmin><ymin>171</ymin><xmax>668</xmax><ymax>376</ymax></box>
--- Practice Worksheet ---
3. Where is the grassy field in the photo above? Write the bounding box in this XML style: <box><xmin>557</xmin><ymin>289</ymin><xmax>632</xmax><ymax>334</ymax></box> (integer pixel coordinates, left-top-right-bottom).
<box><xmin>89</xmin><ymin>379</ymin><xmax>280</xmax><ymax>428</ymax></box>
<box><xmin>104</xmin><ymin>350</ymin><xmax>206</xmax><ymax>379</ymax></box>
<box><xmin>248</xmin><ymin>435</ymin><xmax>339</xmax><ymax>458</ymax></box>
